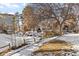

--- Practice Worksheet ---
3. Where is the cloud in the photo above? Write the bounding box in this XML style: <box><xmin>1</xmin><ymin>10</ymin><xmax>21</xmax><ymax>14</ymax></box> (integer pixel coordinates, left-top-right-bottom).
<box><xmin>0</xmin><ymin>3</ymin><xmax>26</xmax><ymax>14</ymax></box>
<box><xmin>7</xmin><ymin>4</ymin><xmax>19</xmax><ymax>8</ymax></box>
<box><xmin>22</xmin><ymin>3</ymin><xmax>28</xmax><ymax>6</ymax></box>
<box><xmin>0</xmin><ymin>11</ymin><xmax>15</xmax><ymax>15</ymax></box>
<box><xmin>0</xmin><ymin>5</ymin><xmax>4</xmax><ymax>8</ymax></box>
<box><xmin>0</xmin><ymin>11</ymin><xmax>6</xmax><ymax>13</ymax></box>
<box><xmin>7</xmin><ymin>12</ymin><xmax>15</xmax><ymax>14</ymax></box>
<box><xmin>0</xmin><ymin>3</ymin><xmax>20</xmax><ymax>8</ymax></box>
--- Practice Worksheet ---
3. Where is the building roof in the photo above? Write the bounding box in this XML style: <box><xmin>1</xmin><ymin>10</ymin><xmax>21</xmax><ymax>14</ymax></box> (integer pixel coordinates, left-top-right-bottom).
<box><xmin>0</xmin><ymin>13</ymin><xmax>14</xmax><ymax>16</ymax></box>
<box><xmin>0</xmin><ymin>13</ymin><xmax>15</xmax><ymax>25</ymax></box>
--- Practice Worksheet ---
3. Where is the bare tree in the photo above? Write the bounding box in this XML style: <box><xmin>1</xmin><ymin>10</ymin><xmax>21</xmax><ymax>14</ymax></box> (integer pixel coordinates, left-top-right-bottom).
<box><xmin>23</xmin><ymin>3</ymin><xmax>78</xmax><ymax>35</ymax></box>
<box><xmin>47</xmin><ymin>3</ymin><xmax>77</xmax><ymax>35</ymax></box>
<box><xmin>23</xmin><ymin>5</ymin><xmax>39</xmax><ymax>32</ymax></box>
<box><xmin>33</xmin><ymin>3</ymin><xmax>76</xmax><ymax>35</ymax></box>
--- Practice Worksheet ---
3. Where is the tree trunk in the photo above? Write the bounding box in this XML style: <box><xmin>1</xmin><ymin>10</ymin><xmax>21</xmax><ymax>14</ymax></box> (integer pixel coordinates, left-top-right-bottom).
<box><xmin>59</xmin><ymin>24</ymin><xmax>63</xmax><ymax>35</ymax></box>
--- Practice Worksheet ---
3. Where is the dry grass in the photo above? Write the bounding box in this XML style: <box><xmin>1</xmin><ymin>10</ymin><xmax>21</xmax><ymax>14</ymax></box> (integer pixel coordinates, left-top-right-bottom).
<box><xmin>43</xmin><ymin>31</ymin><xmax>55</xmax><ymax>38</ymax></box>
<box><xmin>0</xmin><ymin>48</ymin><xmax>11</xmax><ymax>56</ymax></box>
<box><xmin>34</xmin><ymin>40</ymin><xmax>73</xmax><ymax>53</ymax></box>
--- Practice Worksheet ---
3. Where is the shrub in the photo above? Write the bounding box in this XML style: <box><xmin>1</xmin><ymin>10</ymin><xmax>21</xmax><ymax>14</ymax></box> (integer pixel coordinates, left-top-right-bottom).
<box><xmin>42</xmin><ymin>31</ymin><xmax>55</xmax><ymax>38</ymax></box>
<box><xmin>3</xmin><ymin>29</ymin><xmax>8</xmax><ymax>34</ymax></box>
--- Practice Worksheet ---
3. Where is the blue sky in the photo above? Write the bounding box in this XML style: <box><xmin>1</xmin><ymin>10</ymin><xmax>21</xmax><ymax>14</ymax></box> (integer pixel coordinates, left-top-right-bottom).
<box><xmin>0</xmin><ymin>3</ymin><xmax>27</xmax><ymax>14</ymax></box>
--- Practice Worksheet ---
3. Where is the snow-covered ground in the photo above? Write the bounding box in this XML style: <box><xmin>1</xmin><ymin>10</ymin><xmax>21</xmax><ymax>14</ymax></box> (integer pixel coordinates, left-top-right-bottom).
<box><xmin>4</xmin><ymin>36</ymin><xmax>57</xmax><ymax>56</ymax></box>
<box><xmin>0</xmin><ymin>34</ymin><xmax>12</xmax><ymax>52</ymax></box>
<box><xmin>58</xmin><ymin>34</ymin><xmax>79</xmax><ymax>45</ymax></box>
<box><xmin>0</xmin><ymin>34</ymin><xmax>11</xmax><ymax>47</ymax></box>
<box><xmin>1</xmin><ymin>33</ymin><xmax>79</xmax><ymax>56</ymax></box>
<box><xmin>5</xmin><ymin>33</ymin><xmax>79</xmax><ymax>56</ymax></box>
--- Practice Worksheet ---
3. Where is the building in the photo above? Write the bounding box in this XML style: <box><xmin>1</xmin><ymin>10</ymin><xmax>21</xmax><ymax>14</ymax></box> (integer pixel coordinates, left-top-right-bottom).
<box><xmin>0</xmin><ymin>13</ymin><xmax>15</xmax><ymax>34</ymax></box>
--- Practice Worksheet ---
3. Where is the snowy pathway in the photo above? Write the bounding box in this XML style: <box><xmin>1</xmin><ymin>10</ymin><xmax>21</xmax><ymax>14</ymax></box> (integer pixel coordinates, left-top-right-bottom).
<box><xmin>4</xmin><ymin>33</ymin><xmax>79</xmax><ymax>56</ymax></box>
<box><xmin>4</xmin><ymin>36</ymin><xmax>58</xmax><ymax>56</ymax></box>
